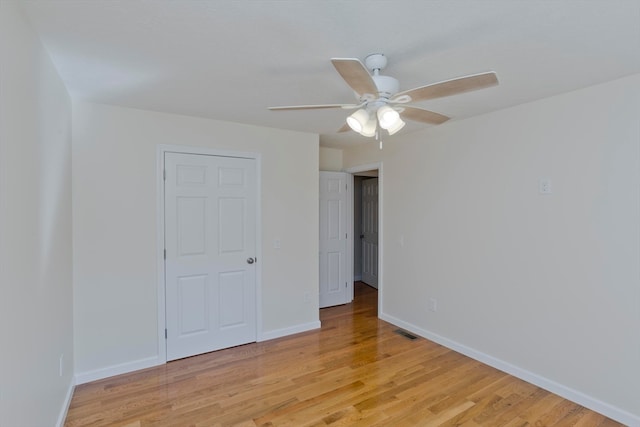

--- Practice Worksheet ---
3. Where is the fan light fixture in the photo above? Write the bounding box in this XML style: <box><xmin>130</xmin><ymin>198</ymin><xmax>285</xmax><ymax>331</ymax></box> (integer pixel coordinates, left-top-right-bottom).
<box><xmin>387</xmin><ymin>117</ymin><xmax>406</xmax><ymax>135</ymax></box>
<box><xmin>346</xmin><ymin>109</ymin><xmax>369</xmax><ymax>133</ymax></box>
<box><xmin>269</xmin><ymin>53</ymin><xmax>499</xmax><ymax>146</ymax></box>
<box><xmin>377</xmin><ymin>106</ymin><xmax>400</xmax><ymax>129</ymax></box>
<box><xmin>361</xmin><ymin>116</ymin><xmax>377</xmax><ymax>137</ymax></box>
<box><xmin>347</xmin><ymin>105</ymin><xmax>403</xmax><ymax>138</ymax></box>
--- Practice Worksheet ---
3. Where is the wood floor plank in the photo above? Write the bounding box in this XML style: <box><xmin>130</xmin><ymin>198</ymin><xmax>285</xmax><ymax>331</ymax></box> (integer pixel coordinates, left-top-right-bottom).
<box><xmin>64</xmin><ymin>282</ymin><xmax>624</xmax><ymax>426</ymax></box>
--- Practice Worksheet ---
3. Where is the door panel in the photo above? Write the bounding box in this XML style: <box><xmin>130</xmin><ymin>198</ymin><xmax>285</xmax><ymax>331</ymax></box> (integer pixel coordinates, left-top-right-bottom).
<box><xmin>177</xmin><ymin>164</ymin><xmax>207</xmax><ymax>185</ymax></box>
<box><xmin>177</xmin><ymin>197</ymin><xmax>206</xmax><ymax>255</ymax></box>
<box><xmin>219</xmin><ymin>167</ymin><xmax>245</xmax><ymax>187</ymax></box>
<box><xmin>177</xmin><ymin>275</ymin><xmax>208</xmax><ymax>335</ymax></box>
<box><xmin>219</xmin><ymin>271</ymin><xmax>246</xmax><ymax>327</ymax></box>
<box><xmin>319</xmin><ymin>172</ymin><xmax>350</xmax><ymax>308</ymax></box>
<box><xmin>219</xmin><ymin>198</ymin><xmax>245</xmax><ymax>252</ymax></box>
<box><xmin>165</xmin><ymin>152</ymin><xmax>257</xmax><ymax>361</ymax></box>
<box><xmin>327</xmin><ymin>251</ymin><xmax>341</xmax><ymax>292</ymax></box>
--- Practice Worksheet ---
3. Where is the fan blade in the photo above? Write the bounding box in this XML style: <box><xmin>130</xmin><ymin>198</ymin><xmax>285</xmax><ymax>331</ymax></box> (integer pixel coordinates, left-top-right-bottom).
<box><xmin>399</xmin><ymin>106</ymin><xmax>450</xmax><ymax>125</ymax></box>
<box><xmin>268</xmin><ymin>104</ymin><xmax>355</xmax><ymax>111</ymax></box>
<box><xmin>392</xmin><ymin>71</ymin><xmax>498</xmax><ymax>103</ymax></box>
<box><xmin>338</xmin><ymin>123</ymin><xmax>350</xmax><ymax>133</ymax></box>
<box><xmin>331</xmin><ymin>58</ymin><xmax>378</xmax><ymax>96</ymax></box>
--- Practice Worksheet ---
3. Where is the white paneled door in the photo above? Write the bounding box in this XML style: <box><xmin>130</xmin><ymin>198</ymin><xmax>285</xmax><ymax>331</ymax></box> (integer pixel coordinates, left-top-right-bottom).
<box><xmin>361</xmin><ymin>178</ymin><xmax>378</xmax><ymax>288</ymax></box>
<box><xmin>164</xmin><ymin>152</ymin><xmax>257</xmax><ymax>361</ymax></box>
<box><xmin>319</xmin><ymin>172</ymin><xmax>350</xmax><ymax>308</ymax></box>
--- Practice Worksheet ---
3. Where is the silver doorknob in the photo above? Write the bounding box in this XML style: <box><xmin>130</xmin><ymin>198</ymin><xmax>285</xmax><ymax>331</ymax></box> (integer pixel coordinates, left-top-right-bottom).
<box><xmin>247</xmin><ymin>257</ymin><xmax>255</xmax><ymax>264</ymax></box>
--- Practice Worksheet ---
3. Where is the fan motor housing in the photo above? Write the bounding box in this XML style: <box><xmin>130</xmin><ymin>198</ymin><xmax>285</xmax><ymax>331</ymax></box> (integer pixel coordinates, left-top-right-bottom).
<box><xmin>372</xmin><ymin>75</ymin><xmax>399</xmax><ymax>99</ymax></box>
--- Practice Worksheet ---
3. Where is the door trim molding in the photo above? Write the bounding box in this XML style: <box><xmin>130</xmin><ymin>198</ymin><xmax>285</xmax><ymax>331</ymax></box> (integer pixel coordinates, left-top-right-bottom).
<box><xmin>345</xmin><ymin>162</ymin><xmax>383</xmax><ymax>315</ymax></box>
<box><xmin>156</xmin><ymin>144</ymin><xmax>262</xmax><ymax>363</ymax></box>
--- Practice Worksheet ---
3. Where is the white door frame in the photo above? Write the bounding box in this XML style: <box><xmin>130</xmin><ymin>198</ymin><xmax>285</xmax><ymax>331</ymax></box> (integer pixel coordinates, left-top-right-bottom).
<box><xmin>156</xmin><ymin>144</ymin><xmax>262</xmax><ymax>363</ymax></box>
<box><xmin>345</xmin><ymin>162</ymin><xmax>383</xmax><ymax>315</ymax></box>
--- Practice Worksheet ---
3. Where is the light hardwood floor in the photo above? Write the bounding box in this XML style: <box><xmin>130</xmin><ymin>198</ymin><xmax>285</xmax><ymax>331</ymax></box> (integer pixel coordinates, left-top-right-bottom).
<box><xmin>64</xmin><ymin>283</ymin><xmax>623</xmax><ymax>426</ymax></box>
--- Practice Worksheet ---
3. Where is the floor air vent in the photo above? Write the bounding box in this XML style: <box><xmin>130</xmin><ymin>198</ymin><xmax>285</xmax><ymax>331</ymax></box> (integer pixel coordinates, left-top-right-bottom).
<box><xmin>394</xmin><ymin>329</ymin><xmax>418</xmax><ymax>340</ymax></box>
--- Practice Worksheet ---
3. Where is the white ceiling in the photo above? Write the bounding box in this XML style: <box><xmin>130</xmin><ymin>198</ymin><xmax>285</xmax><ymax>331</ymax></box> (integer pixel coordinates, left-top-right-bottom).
<box><xmin>22</xmin><ymin>0</ymin><xmax>640</xmax><ymax>148</ymax></box>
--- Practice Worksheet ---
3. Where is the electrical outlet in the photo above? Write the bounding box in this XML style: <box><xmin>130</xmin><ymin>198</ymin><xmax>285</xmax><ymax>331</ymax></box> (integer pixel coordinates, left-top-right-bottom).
<box><xmin>539</xmin><ymin>179</ymin><xmax>552</xmax><ymax>194</ymax></box>
<box><xmin>428</xmin><ymin>298</ymin><xmax>438</xmax><ymax>312</ymax></box>
<box><xmin>274</xmin><ymin>238</ymin><xmax>281</xmax><ymax>249</ymax></box>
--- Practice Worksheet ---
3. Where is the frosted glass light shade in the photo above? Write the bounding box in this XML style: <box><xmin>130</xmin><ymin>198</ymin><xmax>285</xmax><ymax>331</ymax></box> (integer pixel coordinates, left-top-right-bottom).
<box><xmin>387</xmin><ymin>117</ymin><xmax>406</xmax><ymax>135</ymax></box>
<box><xmin>377</xmin><ymin>106</ymin><xmax>400</xmax><ymax>129</ymax></box>
<box><xmin>360</xmin><ymin>117</ymin><xmax>377</xmax><ymax>137</ymax></box>
<box><xmin>346</xmin><ymin>109</ymin><xmax>369</xmax><ymax>133</ymax></box>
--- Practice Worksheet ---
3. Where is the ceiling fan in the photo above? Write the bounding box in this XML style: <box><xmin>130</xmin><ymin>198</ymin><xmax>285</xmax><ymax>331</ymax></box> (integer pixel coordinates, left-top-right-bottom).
<box><xmin>269</xmin><ymin>53</ymin><xmax>498</xmax><ymax>138</ymax></box>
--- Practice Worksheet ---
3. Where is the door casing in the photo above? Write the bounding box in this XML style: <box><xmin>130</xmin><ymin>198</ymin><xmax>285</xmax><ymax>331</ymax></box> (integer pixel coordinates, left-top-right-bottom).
<box><xmin>345</xmin><ymin>162</ymin><xmax>383</xmax><ymax>315</ymax></box>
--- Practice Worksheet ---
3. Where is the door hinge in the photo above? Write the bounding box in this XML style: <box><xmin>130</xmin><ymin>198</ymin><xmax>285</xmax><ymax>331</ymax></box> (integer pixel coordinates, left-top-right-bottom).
<box><xmin>345</xmin><ymin>282</ymin><xmax>348</xmax><ymax>288</ymax></box>
<box><xmin>165</xmin><ymin>328</ymin><xmax>167</xmax><ymax>339</ymax></box>
<box><xmin>164</xmin><ymin>249</ymin><xmax>166</xmax><ymax>259</ymax></box>
<box><xmin>163</xmin><ymin>169</ymin><xmax>166</xmax><ymax>181</ymax></box>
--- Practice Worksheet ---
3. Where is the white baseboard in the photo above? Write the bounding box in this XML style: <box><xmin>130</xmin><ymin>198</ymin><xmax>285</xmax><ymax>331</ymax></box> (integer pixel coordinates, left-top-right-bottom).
<box><xmin>74</xmin><ymin>355</ymin><xmax>163</xmax><ymax>385</ymax></box>
<box><xmin>379</xmin><ymin>312</ymin><xmax>640</xmax><ymax>427</ymax></box>
<box><xmin>55</xmin><ymin>378</ymin><xmax>75</xmax><ymax>427</ymax></box>
<box><xmin>258</xmin><ymin>320</ymin><xmax>321</xmax><ymax>342</ymax></box>
<box><xmin>73</xmin><ymin>321</ymin><xmax>322</xmax><ymax>385</ymax></box>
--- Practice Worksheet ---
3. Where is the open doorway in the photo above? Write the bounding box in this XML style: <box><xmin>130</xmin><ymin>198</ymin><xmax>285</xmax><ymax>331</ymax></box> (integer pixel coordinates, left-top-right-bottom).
<box><xmin>353</xmin><ymin>172</ymin><xmax>379</xmax><ymax>289</ymax></box>
<box><xmin>318</xmin><ymin>162</ymin><xmax>383</xmax><ymax>314</ymax></box>
<box><xmin>346</xmin><ymin>163</ymin><xmax>382</xmax><ymax>313</ymax></box>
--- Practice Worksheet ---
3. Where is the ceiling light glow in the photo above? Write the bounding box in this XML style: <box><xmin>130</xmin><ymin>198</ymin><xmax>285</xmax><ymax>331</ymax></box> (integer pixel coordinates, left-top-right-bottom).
<box><xmin>346</xmin><ymin>109</ymin><xmax>369</xmax><ymax>133</ymax></box>
<box><xmin>377</xmin><ymin>106</ymin><xmax>400</xmax><ymax>129</ymax></box>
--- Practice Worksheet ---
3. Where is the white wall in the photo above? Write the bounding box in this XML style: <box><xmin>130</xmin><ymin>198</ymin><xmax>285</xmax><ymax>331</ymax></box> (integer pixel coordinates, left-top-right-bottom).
<box><xmin>343</xmin><ymin>74</ymin><xmax>640</xmax><ymax>424</ymax></box>
<box><xmin>0</xmin><ymin>1</ymin><xmax>74</xmax><ymax>426</ymax></box>
<box><xmin>72</xmin><ymin>102</ymin><xmax>319</xmax><ymax>378</ymax></box>
<box><xmin>319</xmin><ymin>146</ymin><xmax>343</xmax><ymax>171</ymax></box>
